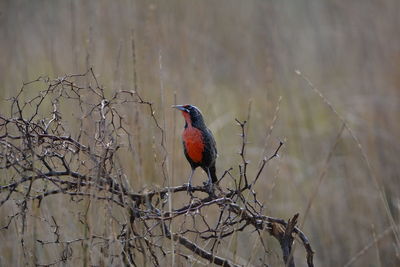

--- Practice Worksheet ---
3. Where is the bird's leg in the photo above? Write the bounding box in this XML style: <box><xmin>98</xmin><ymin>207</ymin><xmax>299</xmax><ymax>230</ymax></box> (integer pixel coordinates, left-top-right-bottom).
<box><xmin>205</xmin><ymin>168</ymin><xmax>214</xmax><ymax>193</ymax></box>
<box><xmin>187</xmin><ymin>168</ymin><xmax>195</xmax><ymax>193</ymax></box>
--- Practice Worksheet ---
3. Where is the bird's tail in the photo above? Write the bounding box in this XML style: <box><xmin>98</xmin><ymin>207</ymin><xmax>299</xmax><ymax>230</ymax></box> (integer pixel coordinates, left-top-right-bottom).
<box><xmin>209</xmin><ymin>165</ymin><xmax>218</xmax><ymax>183</ymax></box>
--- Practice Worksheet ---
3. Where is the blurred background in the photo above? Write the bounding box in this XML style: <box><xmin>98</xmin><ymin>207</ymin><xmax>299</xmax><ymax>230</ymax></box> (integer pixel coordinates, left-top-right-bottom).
<box><xmin>1</xmin><ymin>0</ymin><xmax>399</xmax><ymax>266</ymax></box>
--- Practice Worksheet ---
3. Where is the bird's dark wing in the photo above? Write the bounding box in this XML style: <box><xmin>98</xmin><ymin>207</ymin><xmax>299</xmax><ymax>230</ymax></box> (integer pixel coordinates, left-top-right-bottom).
<box><xmin>202</xmin><ymin>127</ymin><xmax>218</xmax><ymax>182</ymax></box>
<box><xmin>204</xmin><ymin>127</ymin><xmax>217</xmax><ymax>160</ymax></box>
<box><xmin>207</xmin><ymin>128</ymin><xmax>217</xmax><ymax>155</ymax></box>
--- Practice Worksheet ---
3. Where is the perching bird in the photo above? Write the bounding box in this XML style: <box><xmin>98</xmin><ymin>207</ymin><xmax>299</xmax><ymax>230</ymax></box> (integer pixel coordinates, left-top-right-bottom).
<box><xmin>173</xmin><ymin>105</ymin><xmax>218</xmax><ymax>190</ymax></box>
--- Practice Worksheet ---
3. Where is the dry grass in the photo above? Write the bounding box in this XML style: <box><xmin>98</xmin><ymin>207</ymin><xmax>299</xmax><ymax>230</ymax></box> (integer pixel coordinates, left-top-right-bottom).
<box><xmin>1</xmin><ymin>0</ymin><xmax>399</xmax><ymax>266</ymax></box>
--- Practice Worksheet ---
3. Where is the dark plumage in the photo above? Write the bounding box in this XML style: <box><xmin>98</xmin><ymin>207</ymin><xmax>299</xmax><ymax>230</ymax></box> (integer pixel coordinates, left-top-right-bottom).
<box><xmin>173</xmin><ymin>105</ymin><xmax>218</xmax><ymax>189</ymax></box>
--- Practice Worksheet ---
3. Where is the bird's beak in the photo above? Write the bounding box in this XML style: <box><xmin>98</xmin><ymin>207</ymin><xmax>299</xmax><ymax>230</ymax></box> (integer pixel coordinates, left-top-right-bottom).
<box><xmin>172</xmin><ymin>105</ymin><xmax>189</xmax><ymax>112</ymax></box>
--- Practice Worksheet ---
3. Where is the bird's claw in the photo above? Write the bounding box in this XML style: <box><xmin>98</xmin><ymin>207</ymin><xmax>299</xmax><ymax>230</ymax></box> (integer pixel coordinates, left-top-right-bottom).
<box><xmin>186</xmin><ymin>183</ymin><xmax>194</xmax><ymax>196</ymax></box>
<box><xmin>203</xmin><ymin>182</ymin><xmax>214</xmax><ymax>194</ymax></box>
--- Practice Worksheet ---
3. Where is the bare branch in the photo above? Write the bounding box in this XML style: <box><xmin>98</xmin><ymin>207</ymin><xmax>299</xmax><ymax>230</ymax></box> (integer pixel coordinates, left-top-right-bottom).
<box><xmin>0</xmin><ymin>71</ymin><xmax>314</xmax><ymax>266</ymax></box>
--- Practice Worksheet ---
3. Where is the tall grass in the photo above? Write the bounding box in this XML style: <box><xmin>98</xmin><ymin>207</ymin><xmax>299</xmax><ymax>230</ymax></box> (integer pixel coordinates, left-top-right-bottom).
<box><xmin>1</xmin><ymin>0</ymin><xmax>399</xmax><ymax>266</ymax></box>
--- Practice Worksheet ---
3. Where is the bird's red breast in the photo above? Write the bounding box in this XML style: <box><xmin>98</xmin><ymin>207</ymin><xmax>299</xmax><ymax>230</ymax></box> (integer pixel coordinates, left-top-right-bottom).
<box><xmin>182</xmin><ymin>126</ymin><xmax>204</xmax><ymax>163</ymax></box>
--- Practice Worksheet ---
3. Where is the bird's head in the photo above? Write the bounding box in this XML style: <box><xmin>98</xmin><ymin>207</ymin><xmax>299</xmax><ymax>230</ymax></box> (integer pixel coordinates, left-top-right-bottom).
<box><xmin>172</xmin><ymin>104</ymin><xmax>205</xmax><ymax>127</ymax></box>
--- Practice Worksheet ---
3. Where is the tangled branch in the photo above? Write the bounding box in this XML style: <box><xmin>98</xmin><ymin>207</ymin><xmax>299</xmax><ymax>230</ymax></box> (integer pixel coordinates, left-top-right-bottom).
<box><xmin>0</xmin><ymin>71</ymin><xmax>314</xmax><ymax>266</ymax></box>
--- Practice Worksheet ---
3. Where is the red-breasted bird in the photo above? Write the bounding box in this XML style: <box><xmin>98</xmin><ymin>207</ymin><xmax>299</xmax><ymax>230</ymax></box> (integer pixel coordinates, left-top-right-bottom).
<box><xmin>173</xmin><ymin>105</ymin><xmax>218</xmax><ymax>190</ymax></box>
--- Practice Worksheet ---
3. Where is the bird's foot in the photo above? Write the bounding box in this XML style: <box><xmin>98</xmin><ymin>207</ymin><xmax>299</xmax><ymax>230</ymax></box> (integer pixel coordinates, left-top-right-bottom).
<box><xmin>203</xmin><ymin>181</ymin><xmax>214</xmax><ymax>194</ymax></box>
<box><xmin>186</xmin><ymin>183</ymin><xmax>194</xmax><ymax>196</ymax></box>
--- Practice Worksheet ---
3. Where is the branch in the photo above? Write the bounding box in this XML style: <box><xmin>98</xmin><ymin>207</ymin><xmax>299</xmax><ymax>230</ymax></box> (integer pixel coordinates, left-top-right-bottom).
<box><xmin>163</xmin><ymin>224</ymin><xmax>240</xmax><ymax>267</ymax></box>
<box><xmin>0</xmin><ymin>71</ymin><xmax>314</xmax><ymax>267</ymax></box>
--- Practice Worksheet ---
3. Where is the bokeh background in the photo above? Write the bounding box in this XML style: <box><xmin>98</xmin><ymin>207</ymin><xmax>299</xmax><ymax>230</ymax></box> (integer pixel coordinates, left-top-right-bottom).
<box><xmin>1</xmin><ymin>0</ymin><xmax>400</xmax><ymax>266</ymax></box>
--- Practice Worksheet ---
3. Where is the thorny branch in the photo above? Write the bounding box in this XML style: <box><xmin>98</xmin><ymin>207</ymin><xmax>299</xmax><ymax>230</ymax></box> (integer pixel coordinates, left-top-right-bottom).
<box><xmin>0</xmin><ymin>71</ymin><xmax>314</xmax><ymax>266</ymax></box>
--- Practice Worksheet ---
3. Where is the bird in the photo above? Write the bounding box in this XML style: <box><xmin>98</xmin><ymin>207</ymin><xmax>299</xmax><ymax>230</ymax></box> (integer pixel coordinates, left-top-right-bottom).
<box><xmin>172</xmin><ymin>104</ymin><xmax>218</xmax><ymax>191</ymax></box>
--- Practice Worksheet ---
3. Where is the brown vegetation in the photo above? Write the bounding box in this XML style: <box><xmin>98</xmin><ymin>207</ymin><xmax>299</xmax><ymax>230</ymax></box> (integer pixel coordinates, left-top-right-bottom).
<box><xmin>1</xmin><ymin>71</ymin><xmax>313</xmax><ymax>266</ymax></box>
<box><xmin>1</xmin><ymin>1</ymin><xmax>399</xmax><ymax>266</ymax></box>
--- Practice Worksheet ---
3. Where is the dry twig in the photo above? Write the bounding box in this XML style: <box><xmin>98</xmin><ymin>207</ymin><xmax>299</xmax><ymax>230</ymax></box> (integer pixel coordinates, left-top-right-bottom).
<box><xmin>0</xmin><ymin>71</ymin><xmax>314</xmax><ymax>266</ymax></box>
